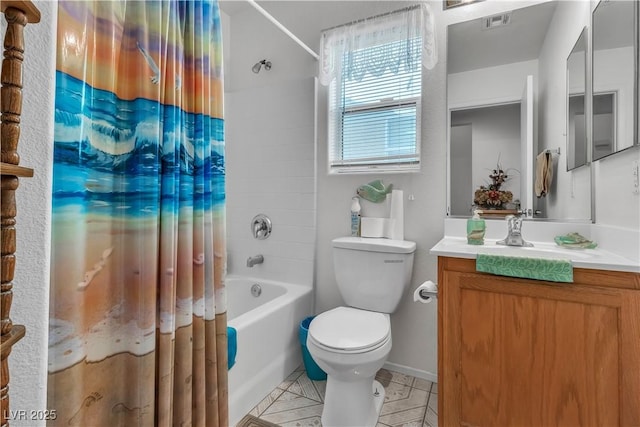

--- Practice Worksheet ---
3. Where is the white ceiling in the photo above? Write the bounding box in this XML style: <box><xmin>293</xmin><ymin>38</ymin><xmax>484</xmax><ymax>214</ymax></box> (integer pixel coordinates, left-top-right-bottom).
<box><xmin>219</xmin><ymin>0</ymin><xmax>636</xmax><ymax>75</ymax></box>
<box><xmin>438</xmin><ymin>0</ymin><xmax>632</xmax><ymax>75</ymax></box>
<box><xmin>218</xmin><ymin>1</ymin><xmax>250</xmax><ymax>16</ymax></box>
<box><xmin>218</xmin><ymin>1</ymin><xmax>416</xmax><ymax>54</ymax></box>
<box><xmin>593</xmin><ymin>0</ymin><xmax>636</xmax><ymax>51</ymax></box>
<box><xmin>220</xmin><ymin>1</ymin><xmax>560</xmax><ymax>75</ymax></box>
<box><xmin>447</xmin><ymin>1</ymin><xmax>557</xmax><ymax>75</ymax></box>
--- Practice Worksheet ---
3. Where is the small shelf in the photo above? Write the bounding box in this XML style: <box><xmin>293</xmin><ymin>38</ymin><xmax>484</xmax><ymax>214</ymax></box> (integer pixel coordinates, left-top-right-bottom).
<box><xmin>0</xmin><ymin>325</ymin><xmax>26</xmax><ymax>358</ymax></box>
<box><xmin>0</xmin><ymin>162</ymin><xmax>34</xmax><ymax>177</ymax></box>
<box><xmin>0</xmin><ymin>1</ymin><xmax>40</xmax><ymax>23</ymax></box>
<box><xmin>480</xmin><ymin>209</ymin><xmax>519</xmax><ymax>217</ymax></box>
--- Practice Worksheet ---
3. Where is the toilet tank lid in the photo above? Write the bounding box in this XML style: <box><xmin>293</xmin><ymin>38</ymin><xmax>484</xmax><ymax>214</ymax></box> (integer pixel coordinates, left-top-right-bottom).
<box><xmin>332</xmin><ymin>237</ymin><xmax>416</xmax><ymax>254</ymax></box>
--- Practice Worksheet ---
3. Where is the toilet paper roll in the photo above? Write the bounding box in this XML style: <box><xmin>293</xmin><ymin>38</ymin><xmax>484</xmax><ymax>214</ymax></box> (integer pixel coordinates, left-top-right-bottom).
<box><xmin>361</xmin><ymin>217</ymin><xmax>387</xmax><ymax>238</ymax></box>
<box><xmin>413</xmin><ymin>280</ymin><xmax>437</xmax><ymax>304</ymax></box>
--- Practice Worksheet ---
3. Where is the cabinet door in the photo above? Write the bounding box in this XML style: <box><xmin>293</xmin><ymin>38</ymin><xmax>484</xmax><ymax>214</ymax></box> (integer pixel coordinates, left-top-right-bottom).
<box><xmin>440</xmin><ymin>268</ymin><xmax>640</xmax><ymax>427</ymax></box>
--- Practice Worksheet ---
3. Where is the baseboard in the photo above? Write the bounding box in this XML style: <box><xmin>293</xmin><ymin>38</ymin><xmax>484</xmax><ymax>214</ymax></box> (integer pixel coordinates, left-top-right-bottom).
<box><xmin>383</xmin><ymin>361</ymin><xmax>438</xmax><ymax>384</ymax></box>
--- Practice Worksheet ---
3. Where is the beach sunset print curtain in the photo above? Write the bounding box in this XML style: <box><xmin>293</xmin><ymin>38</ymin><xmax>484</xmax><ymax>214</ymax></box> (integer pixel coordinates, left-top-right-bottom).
<box><xmin>47</xmin><ymin>1</ymin><xmax>227</xmax><ymax>425</ymax></box>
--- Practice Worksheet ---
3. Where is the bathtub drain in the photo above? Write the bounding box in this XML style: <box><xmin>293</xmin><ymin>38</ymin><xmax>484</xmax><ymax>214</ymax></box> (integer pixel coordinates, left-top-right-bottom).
<box><xmin>251</xmin><ymin>283</ymin><xmax>262</xmax><ymax>297</ymax></box>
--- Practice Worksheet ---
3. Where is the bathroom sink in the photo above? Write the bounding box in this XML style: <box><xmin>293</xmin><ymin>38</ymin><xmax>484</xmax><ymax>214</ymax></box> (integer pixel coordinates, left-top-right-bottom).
<box><xmin>431</xmin><ymin>237</ymin><xmax>590</xmax><ymax>260</ymax></box>
<box><xmin>476</xmin><ymin>242</ymin><xmax>593</xmax><ymax>260</ymax></box>
<box><xmin>430</xmin><ymin>219</ymin><xmax>640</xmax><ymax>273</ymax></box>
<box><xmin>431</xmin><ymin>236</ymin><xmax>639</xmax><ymax>273</ymax></box>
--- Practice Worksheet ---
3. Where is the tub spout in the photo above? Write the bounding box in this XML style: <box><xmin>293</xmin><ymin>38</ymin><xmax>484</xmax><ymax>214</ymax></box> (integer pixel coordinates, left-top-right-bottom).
<box><xmin>247</xmin><ymin>254</ymin><xmax>264</xmax><ymax>267</ymax></box>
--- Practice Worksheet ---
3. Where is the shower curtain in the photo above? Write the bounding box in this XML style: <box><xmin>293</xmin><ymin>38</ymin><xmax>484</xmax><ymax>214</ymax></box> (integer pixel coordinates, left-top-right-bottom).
<box><xmin>47</xmin><ymin>1</ymin><xmax>227</xmax><ymax>426</ymax></box>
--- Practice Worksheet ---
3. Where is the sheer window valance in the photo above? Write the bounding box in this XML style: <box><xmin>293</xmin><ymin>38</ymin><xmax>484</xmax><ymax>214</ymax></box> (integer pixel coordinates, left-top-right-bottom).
<box><xmin>321</xmin><ymin>4</ymin><xmax>437</xmax><ymax>174</ymax></box>
<box><xmin>319</xmin><ymin>4</ymin><xmax>437</xmax><ymax>87</ymax></box>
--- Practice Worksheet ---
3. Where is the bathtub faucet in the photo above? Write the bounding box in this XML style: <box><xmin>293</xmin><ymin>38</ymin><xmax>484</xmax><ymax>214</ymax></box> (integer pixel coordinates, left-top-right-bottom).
<box><xmin>246</xmin><ymin>254</ymin><xmax>264</xmax><ymax>267</ymax></box>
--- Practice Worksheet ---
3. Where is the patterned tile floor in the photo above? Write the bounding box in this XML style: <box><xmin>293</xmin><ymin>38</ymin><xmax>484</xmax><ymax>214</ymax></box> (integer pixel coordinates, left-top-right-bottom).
<box><xmin>239</xmin><ymin>365</ymin><xmax>438</xmax><ymax>427</ymax></box>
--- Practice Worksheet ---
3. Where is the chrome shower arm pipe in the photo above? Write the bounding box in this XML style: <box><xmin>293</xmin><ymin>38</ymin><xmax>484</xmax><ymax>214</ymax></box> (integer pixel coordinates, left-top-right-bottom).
<box><xmin>246</xmin><ymin>0</ymin><xmax>319</xmax><ymax>60</ymax></box>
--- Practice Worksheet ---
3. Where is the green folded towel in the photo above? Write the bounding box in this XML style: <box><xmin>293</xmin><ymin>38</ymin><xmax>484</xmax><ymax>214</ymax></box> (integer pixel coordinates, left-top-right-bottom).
<box><xmin>554</xmin><ymin>232</ymin><xmax>597</xmax><ymax>249</ymax></box>
<box><xmin>476</xmin><ymin>253</ymin><xmax>573</xmax><ymax>283</ymax></box>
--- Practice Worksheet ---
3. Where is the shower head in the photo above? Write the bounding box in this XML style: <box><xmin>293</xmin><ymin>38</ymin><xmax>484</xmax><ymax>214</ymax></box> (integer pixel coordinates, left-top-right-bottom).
<box><xmin>252</xmin><ymin>59</ymin><xmax>272</xmax><ymax>73</ymax></box>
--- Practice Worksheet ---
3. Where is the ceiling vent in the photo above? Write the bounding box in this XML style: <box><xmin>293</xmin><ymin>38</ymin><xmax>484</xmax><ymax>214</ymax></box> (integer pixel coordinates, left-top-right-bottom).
<box><xmin>482</xmin><ymin>12</ymin><xmax>511</xmax><ymax>30</ymax></box>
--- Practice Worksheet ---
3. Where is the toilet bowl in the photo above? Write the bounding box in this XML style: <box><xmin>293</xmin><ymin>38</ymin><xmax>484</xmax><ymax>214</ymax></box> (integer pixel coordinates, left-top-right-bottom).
<box><xmin>307</xmin><ymin>306</ymin><xmax>391</xmax><ymax>427</ymax></box>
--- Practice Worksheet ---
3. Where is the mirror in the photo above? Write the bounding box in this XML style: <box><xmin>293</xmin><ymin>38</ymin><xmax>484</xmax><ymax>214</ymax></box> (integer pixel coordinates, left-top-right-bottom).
<box><xmin>592</xmin><ymin>0</ymin><xmax>638</xmax><ymax>160</ymax></box>
<box><xmin>447</xmin><ymin>1</ymin><xmax>592</xmax><ymax>221</ymax></box>
<box><xmin>567</xmin><ymin>28</ymin><xmax>587</xmax><ymax>171</ymax></box>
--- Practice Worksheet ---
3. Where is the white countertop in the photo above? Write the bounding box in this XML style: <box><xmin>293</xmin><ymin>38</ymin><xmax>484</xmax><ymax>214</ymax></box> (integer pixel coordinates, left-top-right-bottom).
<box><xmin>431</xmin><ymin>219</ymin><xmax>640</xmax><ymax>273</ymax></box>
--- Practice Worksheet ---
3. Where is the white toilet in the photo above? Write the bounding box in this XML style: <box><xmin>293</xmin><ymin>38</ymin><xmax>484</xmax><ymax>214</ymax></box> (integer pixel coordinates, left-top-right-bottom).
<box><xmin>307</xmin><ymin>236</ymin><xmax>416</xmax><ymax>427</ymax></box>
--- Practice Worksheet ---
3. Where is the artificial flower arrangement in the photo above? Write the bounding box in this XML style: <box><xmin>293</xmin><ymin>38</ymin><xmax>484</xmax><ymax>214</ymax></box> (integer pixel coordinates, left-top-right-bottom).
<box><xmin>473</xmin><ymin>161</ymin><xmax>514</xmax><ymax>209</ymax></box>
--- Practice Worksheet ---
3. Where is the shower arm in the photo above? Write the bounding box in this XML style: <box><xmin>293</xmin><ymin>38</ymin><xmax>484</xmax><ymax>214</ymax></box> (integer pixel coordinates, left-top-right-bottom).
<box><xmin>246</xmin><ymin>0</ymin><xmax>319</xmax><ymax>61</ymax></box>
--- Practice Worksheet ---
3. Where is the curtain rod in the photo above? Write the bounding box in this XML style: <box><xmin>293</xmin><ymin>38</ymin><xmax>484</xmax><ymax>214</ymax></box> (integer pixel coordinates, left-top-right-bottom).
<box><xmin>246</xmin><ymin>0</ymin><xmax>320</xmax><ymax>60</ymax></box>
<box><xmin>321</xmin><ymin>4</ymin><xmax>421</xmax><ymax>33</ymax></box>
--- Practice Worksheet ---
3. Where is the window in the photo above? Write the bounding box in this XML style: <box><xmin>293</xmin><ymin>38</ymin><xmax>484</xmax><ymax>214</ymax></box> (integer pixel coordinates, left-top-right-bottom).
<box><xmin>320</xmin><ymin>5</ymin><xmax>436</xmax><ymax>174</ymax></box>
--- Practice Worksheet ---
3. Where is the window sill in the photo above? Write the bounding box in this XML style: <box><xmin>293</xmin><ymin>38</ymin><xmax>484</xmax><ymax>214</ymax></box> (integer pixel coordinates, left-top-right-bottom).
<box><xmin>329</xmin><ymin>164</ymin><xmax>421</xmax><ymax>175</ymax></box>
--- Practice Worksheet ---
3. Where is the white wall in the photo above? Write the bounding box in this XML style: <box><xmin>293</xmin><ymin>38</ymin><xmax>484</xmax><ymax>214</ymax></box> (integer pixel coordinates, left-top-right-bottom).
<box><xmin>593</xmin><ymin>46</ymin><xmax>635</xmax><ymax>154</ymax></box>
<box><xmin>536</xmin><ymin>0</ymin><xmax>591</xmax><ymax>220</ymax></box>
<box><xmin>451</xmin><ymin>104</ymin><xmax>522</xmax><ymax>213</ymax></box>
<box><xmin>223</xmin><ymin>0</ymin><xmax>581</xmax><ymax>381</ymax></box>
<box><xmin>450</xmin><ymin>124</ymin><xmax>472</xmax><ymax>215</ymax></box>
<box><xmin>222</xmin><ymin>0</ymin><xmax>445</xmax><ymax>379</ymax></box>
<box><xmin>588</xmin><ymin>1</ymin><xmax>640</xmax><ymax>233</ymax></box>
<box><xmin>448</xmin><ymin>59</ymin><xmax>538</xmax><ymax>109</ymax></box>
<box><xmin>314</xmin><ymin>0</ymin><xmax>548</xmax><ymax>378</ymax></box>
<box><xmin>594</xmin><ymin>146</ymin><xmax>640</xmax><ymax>230</ymax></box>
<box><xmin>567</xmin><ymin>47</ymin><xmax>587</xmax><ymax>171</ymax></box>
<box><xmin>222</xmin><ymin>2</ymin><xmax>318</xmax><ymax>93</ymax></box>
<box><xmin>1</xmin><ymin>0</ymin><xmax>56</xmax><ymax>422</ymax></box>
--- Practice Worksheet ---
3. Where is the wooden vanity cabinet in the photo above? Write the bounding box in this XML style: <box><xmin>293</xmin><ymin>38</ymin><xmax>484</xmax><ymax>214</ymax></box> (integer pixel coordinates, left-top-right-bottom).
<box><xmin>438</xmin><ymin>256</ymin><xmax>640</xmax><ymax>427</ymax></box>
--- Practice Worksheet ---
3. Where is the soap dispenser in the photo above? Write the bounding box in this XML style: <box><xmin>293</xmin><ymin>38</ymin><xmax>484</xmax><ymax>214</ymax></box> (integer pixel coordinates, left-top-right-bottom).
<box><xmin>467</xmin><ymin>209</ymin><xmax>485</xmax><ymax>245</ymax></box>
<box><xmin>350</xmin><ymin>196</ymin><xmax>361</xmax><ymax>237</ymax></box>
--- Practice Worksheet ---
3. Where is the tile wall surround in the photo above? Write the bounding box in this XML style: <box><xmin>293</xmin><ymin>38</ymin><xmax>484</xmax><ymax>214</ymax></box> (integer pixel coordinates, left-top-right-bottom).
<box><xmin>225</xmin><ymin>78</ymin><xmax>316</xmax><ymax>286</ymax></box>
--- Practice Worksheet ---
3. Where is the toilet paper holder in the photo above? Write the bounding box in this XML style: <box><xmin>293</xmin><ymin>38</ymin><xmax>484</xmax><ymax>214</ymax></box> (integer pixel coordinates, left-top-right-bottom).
<box><xmin>417</xmin><ymin>288</ymin><xmax>437</xmax><ymax>299</ymax></box>
<box><xmin>413</xmin><ymin>280</ymin><xmax>438</xmax><ymax>304</ymax></box>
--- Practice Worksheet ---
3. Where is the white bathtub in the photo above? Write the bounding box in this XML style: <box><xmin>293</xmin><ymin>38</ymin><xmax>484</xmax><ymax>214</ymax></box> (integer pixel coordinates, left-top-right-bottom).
<box><xmin>227</xmin><ymin>276</ymin><xmax>313</xmax><ymax>425</ymax></box>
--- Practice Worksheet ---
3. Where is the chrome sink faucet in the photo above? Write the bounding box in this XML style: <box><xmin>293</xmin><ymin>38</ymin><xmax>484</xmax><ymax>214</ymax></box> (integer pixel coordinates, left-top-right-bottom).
<box><xmin>497</xmin><ymin>215</ymin><xmax>533</xmax><ymax>247</ymax></box>
<box><xmin>246</xmin><ymin>254</ymin><xmax>264</xmax><ymax>267</ymax></box>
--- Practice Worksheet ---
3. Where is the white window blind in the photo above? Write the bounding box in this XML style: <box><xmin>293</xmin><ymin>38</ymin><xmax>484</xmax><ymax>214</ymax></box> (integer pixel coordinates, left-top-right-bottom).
<box><xmin>320</xmin><ymin>5</ymin><xmax>437</xmax><ymax>174</ymax></box>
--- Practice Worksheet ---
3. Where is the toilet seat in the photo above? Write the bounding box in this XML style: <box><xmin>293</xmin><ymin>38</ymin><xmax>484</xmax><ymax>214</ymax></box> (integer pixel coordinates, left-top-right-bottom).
<box><xmin>308</xmin><ymin>306</ymin><xmax>390</xmax><ymax>354</ymax></box>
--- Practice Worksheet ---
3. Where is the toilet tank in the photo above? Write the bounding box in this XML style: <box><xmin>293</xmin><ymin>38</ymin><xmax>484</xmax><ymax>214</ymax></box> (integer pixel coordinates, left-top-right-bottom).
<box><xmin>332</xmin><ymin>237</ymin><xmax>416</xmax><ymax>313</ymax></box>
